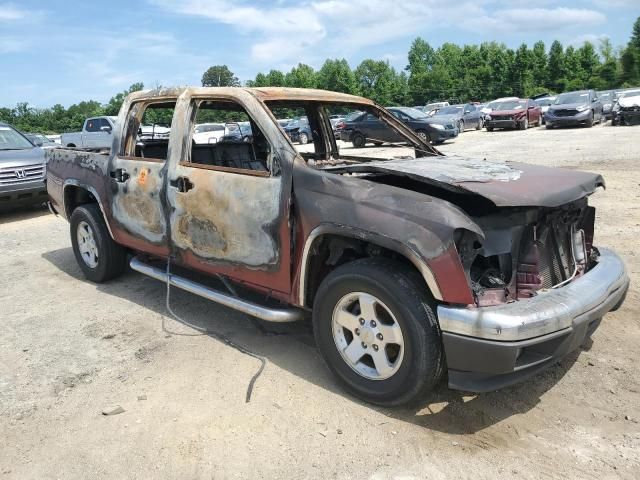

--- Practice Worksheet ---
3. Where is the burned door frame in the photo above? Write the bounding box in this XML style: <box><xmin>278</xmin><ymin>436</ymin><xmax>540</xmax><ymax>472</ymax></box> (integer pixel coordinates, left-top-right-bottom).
<box><xmin>106</xmin><ymin>97</ymin><xmax>177</xmax><ymax>258</ymax></box>
<box><xmin>165</xmin><ymin>90</ymin><xmax>294</xmax><ymax>296</ymax></box>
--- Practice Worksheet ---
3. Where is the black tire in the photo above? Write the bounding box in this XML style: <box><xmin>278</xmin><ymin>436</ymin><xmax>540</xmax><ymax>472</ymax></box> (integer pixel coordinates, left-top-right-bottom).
<box><xmin>545</xmin><ymin>123</ymin><xmax>553</xmax><ymax>129</ymax></box>
<box><xmin>486</xmin><ymin>126</ymin><xmax>494</xmax><ymax>132</ymax></box>
<box><xmin>298</xmin><ymin>132</ymin><xmax>309</xmax><ymax>144</ymax></box>
<box><xmin>352</xmin><ymin>133</ymin><xmax>366</xmax><ymax>148</ymax></box>
<box><xmin>415</xmin><ymin>129</ymin><xmax>432</xmax><ymax>144</ymax></box>
<box><xmin>372</xmin><ymin>141</ymin><xmax>383</xmax><ymax>146</ymax></box>
<box><xmin>312</xmin><ymin>258</ymin><xmax>444</xmax><ymax>407</ymax></box>
<box><xmin>520</xmin><ymin>116</ymin><xmax>529</xmax><ymax>130</ymax></box>
<box><xmin>458</xmin><ymin>120</ymin><xmax>464</xmax><ymax>132</ymax></box>
<box><xmin>70</xmin><ymin>204</ymin><xmax>126</xmax><ymax>283</ymax></box>
<box><xmin>67</xmin><ymin>143</ymin><xmax>76</xmax><ymax>148</ymax></box>
<box><xmin>475</xmin><ymin>118</ymin><xmax>483</xmax><ymax>130</ymax></box>
<box><xmin>585</xmin><ymin>111</ymin><xmax>594</xmax><ymax>128</ymax></box>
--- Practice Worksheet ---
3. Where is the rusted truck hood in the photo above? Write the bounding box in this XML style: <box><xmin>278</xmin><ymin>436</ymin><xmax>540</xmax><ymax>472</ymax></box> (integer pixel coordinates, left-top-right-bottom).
<box><xmin>328</xmin><ymin>156</ymin><xmax>604</xmax><ymax>207</ymax></box>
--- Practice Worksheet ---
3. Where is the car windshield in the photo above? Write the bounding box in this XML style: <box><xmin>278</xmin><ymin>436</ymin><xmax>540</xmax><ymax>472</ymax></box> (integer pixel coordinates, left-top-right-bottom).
<box><xmin>555</xmin><ymin>92</ymin><xmax>589</xmax><ymax>105</ymax></box>
<box><xmin>620</xmin><ymin>90</ymin><xmax>640</xmax><ymax>98</ymax></box>
<box><xmin>0</xmin><ymin>126</ymin><xmax>34</xmax><ymax>150</ymax></box>
<box><xmin>345</xmin><ymin>111</ymin><xmax>364</xmax><ymax>121</ymax></box>
<box><xmin>536</xmin><ymin>98</ymin><xmax>555</xmax><ymax>106</ymax></box>
<box><xmin>392</xmin><ymin>107</ymin><xmax>428</xmax><ymax>120</ymax></box>
<box><xmin>435</xmin><ymin>106</ymin><xmax>463</xmax><ymax>115</ymax></box>
<box><xmin>493</xmin><ymin>100</ymin><xmax>526</xmax><ymax>110</ymax></box>
<box><xmin>195</xmin><ymin>124</ymin><xmax>224</xmax><ymax>133</ymax></box>
<box><xmin>287</xmin><ymin>117</ymin><xmax>308</xmax><ymax>128</ymax></box>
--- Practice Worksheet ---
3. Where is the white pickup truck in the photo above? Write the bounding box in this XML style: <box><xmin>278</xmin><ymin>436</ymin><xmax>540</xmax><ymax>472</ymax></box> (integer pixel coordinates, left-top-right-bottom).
<box><xmin>61</xmin><ymin>116</ymin><xmax>117</xmax><ymax>149</ymax></box>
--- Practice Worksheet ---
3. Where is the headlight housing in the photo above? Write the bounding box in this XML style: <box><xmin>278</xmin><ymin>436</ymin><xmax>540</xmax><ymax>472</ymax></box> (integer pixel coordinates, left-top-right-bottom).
<box><xmin>576</xmin><ymin>105</ymin><xmax>588</xmax><ymax>112</ymax></box>
<box><xmin>431</xmin><ymin>123</ymin><xmax>445</xmax><ymax>130</ymax></box>
<box><xmin>485</xmin><ymin>115</ymin><xmax>492</xmax><ymax>121</ymax></box>
<box><xmin>613</xmin><ymin>103</ymin><xmax>621</xmax><ymax>112</ymax></box>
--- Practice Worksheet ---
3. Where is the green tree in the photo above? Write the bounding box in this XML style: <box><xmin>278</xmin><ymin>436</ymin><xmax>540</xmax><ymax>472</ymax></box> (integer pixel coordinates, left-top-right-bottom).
<box><xmin>285</xmin><ymin>64</ymin><xmax>317</xmax><ymax>88</ymax></box>
<box><xmin>316</xmin><ymin>59</ymin><xmax>358</xmax><ymax>95</ymax></box>
<box><xmin>265</xmin><ymin>69</ymin><xmax>286</xmax><ymax>86</ymax></box>
<box><xmin>201</xmin><ymin>65</ymin><xmax>240</xmax><ymax>87</ymax></box>
<box><xmin>354</xmin><ymin>59</ymin><xmax>398</xmax><ymax>105</ymax></box>
<box><xmin>104</xmin><ymin>82</ymin><xmax>144</xmax><ymax>116</ymax></box>
<box><xmin>547</xmin><ymin>40</ymin><xmax>564</xmax><ymax>90</ymax></box>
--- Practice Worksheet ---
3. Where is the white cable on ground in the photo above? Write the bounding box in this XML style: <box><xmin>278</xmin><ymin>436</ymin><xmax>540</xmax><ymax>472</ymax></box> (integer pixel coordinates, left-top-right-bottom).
<box><xmin>163</xmin><ymin>256</ymin><xmax>266</xmax><ymax>403</ymax></box>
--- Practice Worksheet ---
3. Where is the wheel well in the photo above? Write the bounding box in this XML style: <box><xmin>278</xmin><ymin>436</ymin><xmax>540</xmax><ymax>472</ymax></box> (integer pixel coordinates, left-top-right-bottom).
<box><xmin>64</xmin><ymin>185</ymin><xmax>97</xmax><ymax>218</ymax></box>
<box><xmin>67</xmin><ymin>143</ymin><xmax>76</xmax><ymax>147</ymax></box>
<box><xmin>303</xmin><ymin>234</ymin><xmax>430</xmax><ymax>307</ymax></box>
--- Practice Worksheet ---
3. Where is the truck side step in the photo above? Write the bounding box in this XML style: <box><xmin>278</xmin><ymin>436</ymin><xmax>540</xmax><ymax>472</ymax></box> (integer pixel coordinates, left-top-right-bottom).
<box><xmin>130</xmin><ymin>256</ymin><xmax>304</xmax><ymax>323</ymax></box>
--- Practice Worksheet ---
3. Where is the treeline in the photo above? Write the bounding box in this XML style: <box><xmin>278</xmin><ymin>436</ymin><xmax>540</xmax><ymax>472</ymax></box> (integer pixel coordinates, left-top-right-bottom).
<box><xmin>2</xmin><ymin>17</ymin><xmax>639</xmax><ymax>134</ymax></box>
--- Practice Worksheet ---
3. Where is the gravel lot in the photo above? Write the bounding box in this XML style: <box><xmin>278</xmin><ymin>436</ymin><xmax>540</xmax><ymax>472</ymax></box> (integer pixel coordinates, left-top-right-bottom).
<box><xmin>1</xmin><ymin>123</ymin><xmax>638</xmax><ymax>479</ymax></box>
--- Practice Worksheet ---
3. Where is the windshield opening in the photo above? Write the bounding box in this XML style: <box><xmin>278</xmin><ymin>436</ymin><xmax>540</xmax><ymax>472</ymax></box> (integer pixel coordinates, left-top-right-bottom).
<box><xmin>264</xmin><ymin>100</ymin><xmax>438</xmax><ymax>167</ymax></box>
<box><xmin>0</xmin><ymin>126</ymin><xmax>34</xmax><ymax>150</ymax></box>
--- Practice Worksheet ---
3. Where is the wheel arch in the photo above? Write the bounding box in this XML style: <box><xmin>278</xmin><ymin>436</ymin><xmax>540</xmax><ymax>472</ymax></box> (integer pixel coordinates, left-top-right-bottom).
<box><xmin>63</xmin><ymin>180</ymin><xmax>115</xmax><ymax>240</ymax></box>
<box><xmin>298</xmin><ymin>225</ymin><xmax>443</xmax><ymax>308</ymax></box>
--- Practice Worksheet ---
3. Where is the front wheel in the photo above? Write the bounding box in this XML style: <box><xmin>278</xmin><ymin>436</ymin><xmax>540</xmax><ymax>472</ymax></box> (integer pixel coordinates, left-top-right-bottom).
<box><xmin>475</xmin><ymin>118</ymin><xmax>483</xmax><ymax>130</ymax></box>
<box><xmin>313</xmin><ymin>258</ymin><xmax>444</xmax><ymax>406</ymax></box>
<box><xmin>585</xmin><ymin>112</ymin><xmax>594</xmax><ymax>128</ymax></box>
<box><xmin>458</xmin><ymin>120</ymin><xmax>464</xmax><ymax>132</ymax></box>
<box><xmin>70</xmin><ymin>204</ymin><xmax>127</xmax><ymax>283</ymax></box>
<box><xmin>486</xmin><ymin>126</ymin><xmax>494</xmax><ymax>132</ymax></box>
<box><xmin>415</xmin><ymin>129</ymin><xmax>432</xmax><ymax>144</ymax></box>
<box><xmin>520</xmin><ymin>117</ymin><xmax>529</xmax><ymax>130</ymax></box>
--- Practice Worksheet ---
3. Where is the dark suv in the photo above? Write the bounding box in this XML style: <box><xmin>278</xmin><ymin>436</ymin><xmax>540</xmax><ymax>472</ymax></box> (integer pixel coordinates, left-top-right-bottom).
<box><xmin>340</xmin><ymin>107</ymin><xmax>458</xmax><ymax>146</ymax></box>
<box><xmin>545</xmin><ymin>90</ymin><xmax>603</xmax><ymax>128</ymax></box>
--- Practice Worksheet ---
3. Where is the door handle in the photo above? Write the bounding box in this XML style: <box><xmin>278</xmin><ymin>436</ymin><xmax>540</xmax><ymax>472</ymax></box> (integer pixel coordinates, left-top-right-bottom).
<box><xmin>110</xmin><ymin>168</ymin><xmax>129</xmax><ymax>183</ymax></box>
<box><xmin>170</xmin><ymin>176</ymin><xmax>194</xmax><ymax>193</ymax></box>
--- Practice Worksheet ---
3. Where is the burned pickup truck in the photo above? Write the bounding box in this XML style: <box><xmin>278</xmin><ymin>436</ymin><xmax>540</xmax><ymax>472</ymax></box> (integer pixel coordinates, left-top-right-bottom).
<box><xmin>46</xmin><ymin>87</ymin><xmax>629</xmax><ymax>406</ymax></box>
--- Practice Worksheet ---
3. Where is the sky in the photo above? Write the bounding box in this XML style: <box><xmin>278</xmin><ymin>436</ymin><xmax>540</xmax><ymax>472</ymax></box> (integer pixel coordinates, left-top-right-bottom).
<box><xmin>1</xmin><ymin>0</ymin><xmax>639</xmax><ymax>107</ymax></box>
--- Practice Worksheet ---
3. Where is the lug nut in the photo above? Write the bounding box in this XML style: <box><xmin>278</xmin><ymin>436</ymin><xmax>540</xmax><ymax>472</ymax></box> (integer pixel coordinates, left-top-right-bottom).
<box><xmin>370</xmin><ymin>320</ymin><xmax>377</xmax><ymax>327</ymax></box>
<box><xmin>373</xmin><ymin>344</ymin><xmax>379</xmax><ymax>351</ymax></box>
<box><xmin>355</xmin><ymin>328</ymin><xmax>360</xmax><ymax>336</ymax></box>
<box><xmin>376</xmin><ymin>333</ymin><xmax>383</xmax><ymax>341</ymax></box>
<box><xmin>359</xmin><ymin>318</ymin><xmax>365</xmax><ymax>325</ymax></box>
<box><xmin>361</xmin><ymin>342</ymin><xmax>367</xmax><ymax>349</ymax></box>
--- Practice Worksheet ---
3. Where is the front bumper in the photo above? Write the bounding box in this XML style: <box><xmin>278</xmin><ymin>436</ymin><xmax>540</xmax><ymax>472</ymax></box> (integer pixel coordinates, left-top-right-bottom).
<box><xmin>437</xmin><ymin>248</ymin><xmax>629</xmax><ymax>392</ymax></box>
<box><xmin>545</xmin><ymin>109</ymin><xmax>591</xmax><ymax>126</ymax></box>
<box><xmin>0</xmin><ymin>182</ymin><xmax>48</xmax><ymax>210</ymax></box>
<box><xmin>485</xmin><ymin>118</ymin><xmax>519</xmax><ymax>129</ymax></box>
<box><xmin>432</xmin><ymin>128</ymin><xmax>458</xmax><ymax>142</ymax></box>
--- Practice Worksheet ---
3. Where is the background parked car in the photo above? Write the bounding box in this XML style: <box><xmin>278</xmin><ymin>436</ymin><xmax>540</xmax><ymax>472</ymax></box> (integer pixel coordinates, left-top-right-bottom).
<box><xmin>340</xmin><ymin>107</ymin><xmax>457</xmax><ymax>146</ymax></box>
<box><xmin>284</xmin><ymin>116</ymin><xmax>313</xmax><ymax>144</ymax></box>
<box><xmin>429</xmin><ymin>103</ymin><xmax>484</xmax><ymax>132</ymax></box>
<box><xmin>192</xmin><ymin>123</ymin><xmax>226</xmax><ymax>144</ymax></box>
<box><xmin>611</xmin><ymin>89</ymin><xmax>640</xmax><ymax>126</ymax></box>
<box><xmin>424</xmin><ymin>101</ymin><xmax>449</xmax><ymax>114</ymax></box>
<box><xmin>545</xmin><ymin>90</ymin><xmax>603</xmax><ymax>128</ymax></box>
<box><xmin>485</xmin><ymin>98</ymin><xmax>542</xmax><ymax>131</ymax></box>
<box><xmin>533</xmin><ymin>96</ymin><xmax>556</xmax><ymax>125</ymax></box>
<box><xmin>597</xmin><ymin>90</ymin><xmax>616</xmax><ymax>120</ymax></box>
<box><xmin>0</xmin><ymin>122</ymin><xmax>47</xmax><ymax>209</ymax></box>
<box><xmin>481</xmin><ymin>97</ymin><xmax>519</xmax><ymax>116</ymax></box>
<box><xmin>24</xmin><ymin>133</ymin><xmax>59</xmax><ymax>149</ymax></box>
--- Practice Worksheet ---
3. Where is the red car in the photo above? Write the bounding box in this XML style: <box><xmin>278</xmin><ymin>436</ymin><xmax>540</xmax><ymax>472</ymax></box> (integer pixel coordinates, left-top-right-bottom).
<box><xmin>485</xmin><ymin>98</ymin><xmax>542</xmax><ymax>131</ymax></box>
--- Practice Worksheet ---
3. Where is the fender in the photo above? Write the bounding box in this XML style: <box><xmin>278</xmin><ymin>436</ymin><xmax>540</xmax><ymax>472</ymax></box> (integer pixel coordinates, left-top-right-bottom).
<box><xmin>298</xmin><ymin>223</ymin><xmax>444</xmax><ymax>306</ymax></box>
<box><xmin>62</xmin><ymin>179</ymin><xmax>115</xmax><ymax>240</ymax></box>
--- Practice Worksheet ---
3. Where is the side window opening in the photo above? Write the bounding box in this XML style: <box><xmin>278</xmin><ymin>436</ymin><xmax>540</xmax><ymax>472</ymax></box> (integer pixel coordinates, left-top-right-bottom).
<box><xmin>186</xmin><ymin>99</ymin><xmax>271</xmax><ymax>174</ymax></box>
<box><xmin>122</xmin><ymin>101</ymin><xmax>176</xmax><ymax>161</ymax></box>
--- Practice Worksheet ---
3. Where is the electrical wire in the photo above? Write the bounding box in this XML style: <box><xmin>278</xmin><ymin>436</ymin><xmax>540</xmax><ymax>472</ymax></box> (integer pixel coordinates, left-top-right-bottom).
<box><xmin>163</xmin><ymin>256</ymin><xmax>266</xmax><ymax>403</ymax></box>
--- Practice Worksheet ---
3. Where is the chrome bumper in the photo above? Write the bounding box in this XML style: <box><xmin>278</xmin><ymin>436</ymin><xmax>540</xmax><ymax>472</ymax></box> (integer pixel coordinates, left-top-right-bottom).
<box><xmin>437</xmin><ymin>248</ymin><xmax>629</xmax><ymax>341</ymax></box>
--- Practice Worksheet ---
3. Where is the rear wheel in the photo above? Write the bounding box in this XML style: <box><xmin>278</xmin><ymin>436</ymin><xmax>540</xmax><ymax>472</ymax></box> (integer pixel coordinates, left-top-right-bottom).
<box><xmin>313</xmin><ymin>258</ymin><xmax>444</xmax><ymax>406</ymax></box>
<box><xmin>70</xmin><ymin>204</ymin><xmax>126</xmax><ymax>283</ymax></box>
<box><xmin>352</xmin><ymin>132</ymin><xmax>366</xmax><ymax>148</ymax></box>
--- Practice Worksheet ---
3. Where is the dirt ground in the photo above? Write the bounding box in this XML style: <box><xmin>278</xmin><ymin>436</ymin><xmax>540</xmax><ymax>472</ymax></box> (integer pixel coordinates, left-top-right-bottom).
<box><xmin>1</xmin><ymin>122</ymin><xmax>638</xmax><ymax>479</ymax></box>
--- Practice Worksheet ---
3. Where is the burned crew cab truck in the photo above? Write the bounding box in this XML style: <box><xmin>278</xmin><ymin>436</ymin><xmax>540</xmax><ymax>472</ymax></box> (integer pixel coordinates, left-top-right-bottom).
<box><xmin>45</xmin><ymin>87</ymin><xmax>629</xmax><ymax>406</ymax></box>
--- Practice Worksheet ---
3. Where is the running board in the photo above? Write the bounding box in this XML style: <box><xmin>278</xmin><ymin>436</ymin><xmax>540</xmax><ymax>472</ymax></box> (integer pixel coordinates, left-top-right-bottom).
<box><xmin>130</xmin><ymin>256</ymin><xmax>304</xmax><ymax>323</ymax></box>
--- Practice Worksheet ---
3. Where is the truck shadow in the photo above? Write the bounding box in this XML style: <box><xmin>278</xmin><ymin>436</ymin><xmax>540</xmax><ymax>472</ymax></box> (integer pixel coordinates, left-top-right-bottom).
<box><xmin>42</xmin><ymin>246</ymin><xmax>582</xmax><ymax>435</ymax></box>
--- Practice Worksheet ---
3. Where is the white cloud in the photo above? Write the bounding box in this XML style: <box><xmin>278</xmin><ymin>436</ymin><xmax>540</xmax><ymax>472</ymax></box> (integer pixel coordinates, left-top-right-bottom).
<box><xmin>463</xmin><ymin>7</ymin><xmax>606</xmax><ymax>33</ymax></box>
<box><xmin>0</xmin><ymin>4</ymin><xmax>26</xmax><ymax>21</ymax></box>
